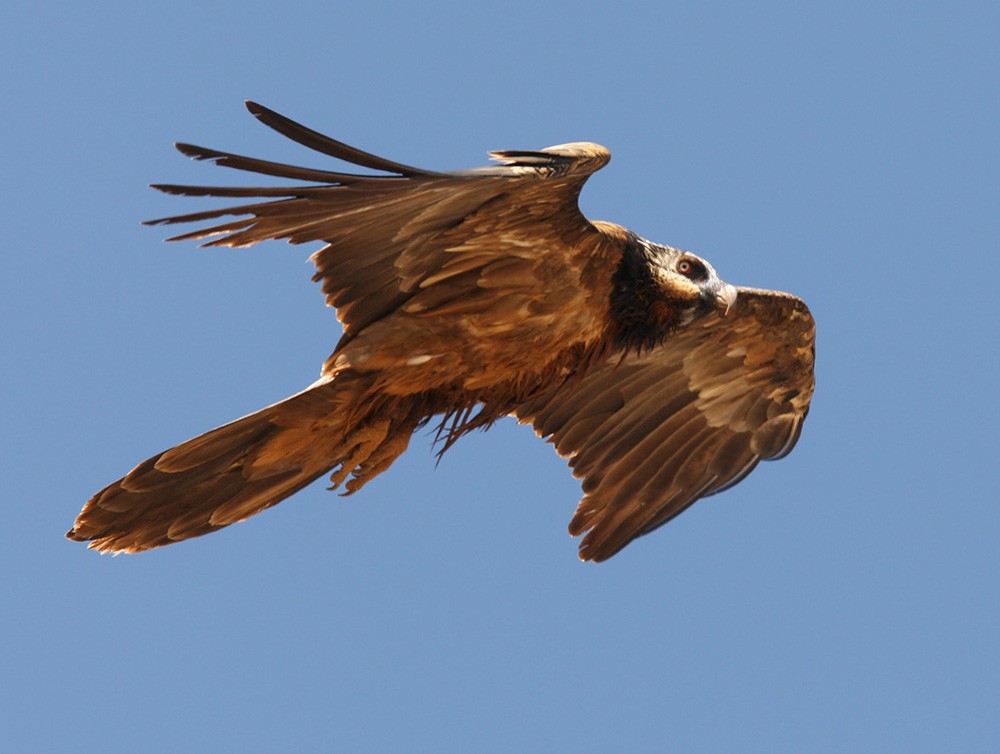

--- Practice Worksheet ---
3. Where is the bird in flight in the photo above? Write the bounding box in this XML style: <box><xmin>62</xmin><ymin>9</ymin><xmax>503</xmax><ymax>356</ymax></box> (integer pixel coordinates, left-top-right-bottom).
<box><xmin>68</xmin><ymin>102</ymin><xmax>815</xmax><ymax>562</ymax></box>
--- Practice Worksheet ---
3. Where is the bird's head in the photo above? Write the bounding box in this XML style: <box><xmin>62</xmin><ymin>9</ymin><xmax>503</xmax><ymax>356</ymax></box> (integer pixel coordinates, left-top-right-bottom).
<box><xmin>611</xmin><ymin>236</ymin><xmax>738</xmax><ymax>351</ymax></box>
<box><xmin>651</xmin><ymin>246</ymin><xmax>737</xmax><ymax>322</ymax></box>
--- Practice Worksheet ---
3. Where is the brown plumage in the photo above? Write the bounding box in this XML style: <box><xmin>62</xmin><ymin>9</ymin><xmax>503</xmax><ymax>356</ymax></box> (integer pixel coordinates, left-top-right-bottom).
<box><xmin>68</xmin><ymin>102</ymin><xmax>815</xmax><ymax>562</ymax></box>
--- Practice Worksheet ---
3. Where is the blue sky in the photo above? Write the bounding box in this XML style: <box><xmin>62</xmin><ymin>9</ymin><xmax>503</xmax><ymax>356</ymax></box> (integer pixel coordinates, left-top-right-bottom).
<box><xmin>3</xmin><ymin>1</ymin><xmax>998</xmax><ymax>751</ymax></box>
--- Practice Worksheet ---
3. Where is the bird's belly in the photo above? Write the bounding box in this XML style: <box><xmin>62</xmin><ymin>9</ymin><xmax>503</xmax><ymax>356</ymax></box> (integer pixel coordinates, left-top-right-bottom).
<box><xmin>331</xmin><ymin>307</ymin><xmax>608</xmax><ymax>394</ymax></box>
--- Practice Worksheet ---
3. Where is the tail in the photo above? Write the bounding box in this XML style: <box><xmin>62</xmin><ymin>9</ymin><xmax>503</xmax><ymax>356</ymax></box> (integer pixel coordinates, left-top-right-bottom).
<box><xmin>68</xmin><ymin>377</ymin><xmax>422</xmax><ymax>553</ymax></box>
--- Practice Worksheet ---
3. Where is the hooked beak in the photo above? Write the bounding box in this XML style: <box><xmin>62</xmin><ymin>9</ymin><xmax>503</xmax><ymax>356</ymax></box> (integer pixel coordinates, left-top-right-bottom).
<box><xmin>715</xmin><ymin>283</ymin><xmax>738</xmax><ymax>315</ymax></box>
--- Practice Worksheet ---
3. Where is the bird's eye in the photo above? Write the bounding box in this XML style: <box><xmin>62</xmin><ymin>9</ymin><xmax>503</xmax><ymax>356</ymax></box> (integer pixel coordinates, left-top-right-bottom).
<box><xmin>677</xmin><ymin>259</ymin><xmax>702</xmax><ymax>277</ymax></box>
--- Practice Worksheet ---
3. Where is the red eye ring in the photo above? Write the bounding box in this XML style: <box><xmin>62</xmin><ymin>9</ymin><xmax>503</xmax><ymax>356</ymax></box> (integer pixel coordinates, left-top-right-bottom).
<box><xmin>677</xmin><ymin>259</ymin><xmax>693</xmax><ymax>275</ymax></box>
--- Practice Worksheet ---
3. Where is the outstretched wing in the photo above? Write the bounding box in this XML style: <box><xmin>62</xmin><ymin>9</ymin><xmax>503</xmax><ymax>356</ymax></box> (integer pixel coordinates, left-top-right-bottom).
<box><xmin>146</xmin><ymin>102</ymin><xmax>620</xmax><ymax>349</ymax></box>
<box><xmin>515</xmin><ymin>289</ymin><xmax>815</xmax><ymax>562</ymax></box>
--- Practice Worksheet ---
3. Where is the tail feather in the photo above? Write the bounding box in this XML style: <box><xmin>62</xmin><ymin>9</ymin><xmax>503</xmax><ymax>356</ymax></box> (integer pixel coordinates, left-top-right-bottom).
<box><xmin>68</xmin><ymin>378</ymin><xmax>421</xmax><ymax>553</ymax></box>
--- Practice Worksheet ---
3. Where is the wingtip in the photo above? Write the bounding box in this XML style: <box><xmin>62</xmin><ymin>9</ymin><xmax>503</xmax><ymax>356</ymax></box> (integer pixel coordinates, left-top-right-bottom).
<box><xmin>147</xmin><ymin>183</ymin><xmax>191</xmax><ymax>196</ymax></box>
<box><xmin>173</xmin><ymin>142</ymin><xmax>227</xmax><ymax>163</ymax></box>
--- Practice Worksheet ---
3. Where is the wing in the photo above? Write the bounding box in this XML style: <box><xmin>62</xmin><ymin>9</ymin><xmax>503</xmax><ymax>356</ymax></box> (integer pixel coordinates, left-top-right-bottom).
<box><xmin>145</xmin><ymin>102</ymin><xmax>620</xmax><ymax>351</ymax></box>
<box><xmin>515</xmin><ymin>289</ymin><xmax>815</xmax><ymax>562</ymax></box>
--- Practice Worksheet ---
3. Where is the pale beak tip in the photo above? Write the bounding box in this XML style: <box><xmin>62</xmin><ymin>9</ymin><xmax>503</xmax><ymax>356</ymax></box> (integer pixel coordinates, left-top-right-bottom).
<box><xmin>716</xmin><ymin>284</ymin><xmax>738</xmax><ymax>315</ymax></box>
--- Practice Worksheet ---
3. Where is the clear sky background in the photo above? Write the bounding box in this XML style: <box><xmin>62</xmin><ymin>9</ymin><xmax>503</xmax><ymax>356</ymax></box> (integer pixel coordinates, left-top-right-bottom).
<box><xmin>3</xmin><ymin>2</ymin><xmax>997</xmax><ymax>751</ymax></box>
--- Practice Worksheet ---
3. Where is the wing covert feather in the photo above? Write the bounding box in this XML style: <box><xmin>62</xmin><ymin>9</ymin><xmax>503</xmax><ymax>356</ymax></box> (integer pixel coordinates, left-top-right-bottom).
<box><xmin>516</xmin><ymin>289</ymin><xmax>815</xmax><ymax>562</ymax></box>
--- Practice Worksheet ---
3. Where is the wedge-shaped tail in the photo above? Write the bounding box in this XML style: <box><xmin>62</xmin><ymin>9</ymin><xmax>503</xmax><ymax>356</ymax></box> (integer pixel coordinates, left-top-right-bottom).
<box><xmin>68</xmin><ymin>376</ymin><xmax>426</xmax><ymax>553</ymax></box>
